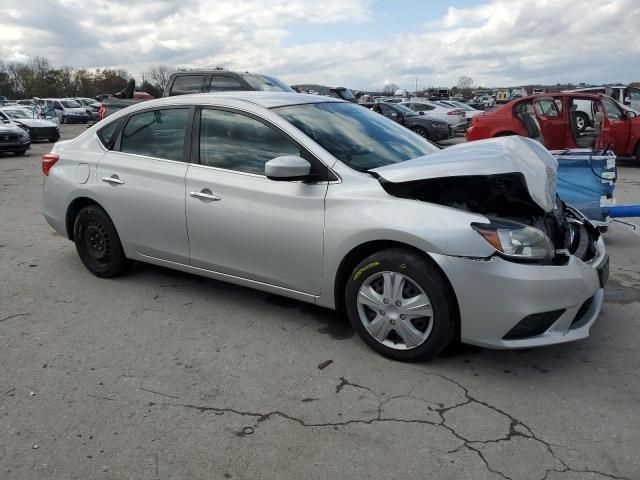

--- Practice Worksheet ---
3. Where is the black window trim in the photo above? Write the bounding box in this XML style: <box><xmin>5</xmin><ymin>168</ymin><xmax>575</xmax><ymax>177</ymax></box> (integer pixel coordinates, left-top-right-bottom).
<box><xmin>190</xmin><ymin>105</ymin><xmax>336</xmax><ymax>182</ymax></box>
<box><xmin>207</xmin><ymin>73</ymin><xmax>252</xmax><ymax>92</ymax></box>
<box><xmin>112</xmin><ymin>105</ymin><xmax>195</xmax><ymax>163</ymax></box>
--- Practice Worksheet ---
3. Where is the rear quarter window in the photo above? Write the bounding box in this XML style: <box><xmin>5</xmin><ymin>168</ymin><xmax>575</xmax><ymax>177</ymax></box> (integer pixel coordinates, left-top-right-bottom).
<box><xmin>97</xmin><ymin>117</ymin><xmax>124</xmax><ymax>148</ymax></box>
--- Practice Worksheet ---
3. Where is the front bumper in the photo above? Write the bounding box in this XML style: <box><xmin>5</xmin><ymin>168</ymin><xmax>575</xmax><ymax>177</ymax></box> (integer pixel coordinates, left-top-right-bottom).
<box><xmin>431</xmin><ymin>125</ymin><xmax>452</xmax><ymax>141</ymax></box>
<box><xmin>431</xmin><ymin>236</ymin><xmax>607</xmax><ymax>349</ymax></box>
<box><xmin>28</xmin><ymin>127</ymin><xmax>59</xmax><ymax>141</ymax></box>
<box><xmin>64</xmin><ymin>114</ymin><xmax>90</xmax><ymax>123</ymax></box>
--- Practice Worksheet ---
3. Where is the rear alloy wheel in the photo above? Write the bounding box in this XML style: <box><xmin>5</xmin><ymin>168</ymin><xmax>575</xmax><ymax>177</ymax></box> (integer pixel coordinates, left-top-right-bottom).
<box><xmin>345</xmin><ymin>248</ymin><xmax>455</xmax><ymax>361</ymax></box>
<box><xmin>412</xmin><ymin>126</ymin><xmax>430</xmax><ymax>139</ymax></box>
<box><xmin>73</xmin><ymin>205</ymin><xmax>130</xmax><ymax>278</ymax></box>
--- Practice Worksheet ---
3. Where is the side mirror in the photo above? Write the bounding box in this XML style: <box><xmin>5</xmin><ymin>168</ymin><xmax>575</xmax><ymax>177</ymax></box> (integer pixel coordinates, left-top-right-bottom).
<box><xmin>418</xmin><ymin>111</ymin><xmax>425</xmax><ymax>115</ymax></box>
<box><xmin>625</xmin><ymin>111</ymin><xmax>636</xmax><ymax>119</ymax></box>
<box><xmin>265</xmin><ymin>155</ymin><xmax>312</xmax><ymax>181</ymax></box>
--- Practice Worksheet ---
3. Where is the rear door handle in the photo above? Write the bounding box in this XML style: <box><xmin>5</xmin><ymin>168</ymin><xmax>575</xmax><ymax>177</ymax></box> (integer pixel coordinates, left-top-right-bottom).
<box><xmin>190</xmin><ymin>189</ymin><xmax>220</xmax><ymax>201</ymax></box>
<box><xmin>102</xmin><ymin>175</ymin><xmax>124</xmax><ymax>185</ymax></box>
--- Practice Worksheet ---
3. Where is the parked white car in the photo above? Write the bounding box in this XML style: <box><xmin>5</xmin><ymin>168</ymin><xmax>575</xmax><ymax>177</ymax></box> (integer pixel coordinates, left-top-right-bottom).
<box><xmin>567</xmin><ymin>85</ymin><xmax>640</xmax><ymax>111</ymax></box>
<box><xmin>401</xmin><ymin>100</ymin><xmax>466</xmax><ymax>130</ymax></box>
<box><xmin>38</xmin><ymin>98</ymin><xmax>90</xmax><ymax>124</ymax></box>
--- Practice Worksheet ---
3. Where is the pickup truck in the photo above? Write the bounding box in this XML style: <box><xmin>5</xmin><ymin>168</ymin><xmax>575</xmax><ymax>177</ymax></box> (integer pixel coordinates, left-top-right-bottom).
<box><xmin>99</xmin><ymin>70</ymin><xmax>294</xmax><ymax>119</ymax></box>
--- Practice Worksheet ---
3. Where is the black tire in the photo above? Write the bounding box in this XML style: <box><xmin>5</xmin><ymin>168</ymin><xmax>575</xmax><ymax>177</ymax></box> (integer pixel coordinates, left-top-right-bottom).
<box><xmin>575</xmin><ymin>112</ymin><xmax>589</xmax><ymax>133</ymax></box>
<box><xmin>14</xmin><ymin>150</ymin><xmax>26</xmax><ymax>156</ymax></box>
<box><xmin>411</xmin><ymin>126</ymin><xmax>430</xmax><ymax>139</ymax></box>
<box><xmin>73</xmin><ymin>205</ymin><xmax>130</xmax><ymax>278</ymax></box>
<box><xmin>345</xmin><ymin>248</ymin><xmax>456</xmax><ymax>362</ymax></box>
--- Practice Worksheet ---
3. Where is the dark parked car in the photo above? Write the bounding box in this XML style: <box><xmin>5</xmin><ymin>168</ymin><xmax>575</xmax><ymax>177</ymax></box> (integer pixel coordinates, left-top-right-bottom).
<box><xmin>100</xmin><ymin>70</ymin><xmax>294</xmax><ymax>119</ymax></box>
<box><xmin>0</xmin><ymin>116</ymin><xmax>30</xmax><ymax>155</ymax></box>
<box><xmin>371</xmin><ymin>102</ymin><xmax>452</xmax><ymax>141</ymax></box>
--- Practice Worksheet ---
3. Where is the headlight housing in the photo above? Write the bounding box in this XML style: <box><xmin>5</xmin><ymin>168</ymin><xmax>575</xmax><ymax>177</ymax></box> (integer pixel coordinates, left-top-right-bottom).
<box><xmin>472</xmin><ymin>220</ymin><xmax>553</xmax><ymax>262</ymax></box>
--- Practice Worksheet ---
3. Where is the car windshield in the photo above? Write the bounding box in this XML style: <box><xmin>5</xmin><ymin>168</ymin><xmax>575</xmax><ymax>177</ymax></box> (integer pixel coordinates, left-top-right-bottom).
<box><xmin>240</xmin><ymin>74</ymin><xmax>294</xmax><ymax>92</ymax></box>
<box><xmin>61</xmin><ymin>100</ymin><xmax>82</xmax><ymax>108</ymax></box>
<box><xmin>274</xmin><ymin>102</ymin><xmax>439</xmax><ymax>171</ymax></box>
<box><xmin>3</xmin><ymin>109</ymin><xmax>32</xmax><ymax>119</ymax></box>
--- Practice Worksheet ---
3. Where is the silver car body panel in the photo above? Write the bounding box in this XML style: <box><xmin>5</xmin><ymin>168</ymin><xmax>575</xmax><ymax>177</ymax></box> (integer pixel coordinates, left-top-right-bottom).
<box><xmin>43</xmin><ymin>92</ymin><xmax>606</xmax><ymax>350</ymax></box>
<box><xmin>372</xmin><ymin>136</ymin><xmax>558</xmax><ymax>212</ymax></box>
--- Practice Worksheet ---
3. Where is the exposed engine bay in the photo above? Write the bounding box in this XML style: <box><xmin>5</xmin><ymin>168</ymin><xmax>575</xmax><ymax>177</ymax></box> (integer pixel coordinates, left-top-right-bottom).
<box><xmin>378</xmin><ymin>173</ymin><xmax>600</xmax><ymax>263</ymax></box>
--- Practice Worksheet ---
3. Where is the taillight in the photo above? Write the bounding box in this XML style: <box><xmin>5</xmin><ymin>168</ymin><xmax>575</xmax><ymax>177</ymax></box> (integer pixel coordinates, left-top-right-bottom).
<box><xmin>42</xmin><ymin>153</ymin><xmax>59</xmax><ymax>176</ymax></box>
<box><xmin>447</xmin><ymin>109</ymin><xmax>463</xmax><ymax>115</ymax></box>
<box><xmin>98</xmin><ymin>106</ymin><xmax>106</xmax><ymax>120</ymax></box>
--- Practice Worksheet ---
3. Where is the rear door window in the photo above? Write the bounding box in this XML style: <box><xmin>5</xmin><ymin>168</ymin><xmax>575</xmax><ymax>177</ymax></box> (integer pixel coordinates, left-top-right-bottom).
<box><xmin>120</xmin><ymin>108</ymin><xmax>190</xmax><ymax>161</ymax></box>
<box><xmin>208</xmin><ymin>76</ymin><xmax>247</xmax><ymax>92</ymax></box>
<box><xmin>534</xmin><ymin>99</ymin><xmax>560</xmax><ymax>117</ymax></box>
<box><xmin>169</xmin><ymin>75</ymin><xmax>204</xmax><ymax>96</ymax></box>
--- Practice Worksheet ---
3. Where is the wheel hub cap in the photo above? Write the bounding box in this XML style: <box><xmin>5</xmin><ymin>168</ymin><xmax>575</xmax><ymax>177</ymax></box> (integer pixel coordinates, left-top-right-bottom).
<box><xmin>356</xmin><ymin>271</ymin><xmax>434</xmax><ymax>350</ymax></box>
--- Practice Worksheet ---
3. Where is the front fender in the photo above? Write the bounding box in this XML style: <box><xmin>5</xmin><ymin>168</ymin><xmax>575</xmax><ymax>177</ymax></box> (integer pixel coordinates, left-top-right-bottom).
<box><xmin>318</xmin><ymin>179</ymin><xmax>496</xmax><ymax>308</ymax></box>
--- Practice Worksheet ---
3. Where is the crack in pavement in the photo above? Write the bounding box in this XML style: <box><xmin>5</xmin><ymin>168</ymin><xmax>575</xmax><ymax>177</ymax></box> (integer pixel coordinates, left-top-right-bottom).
<box><xmin>148</xmin><ymin>371</ymin><xmax>628</xmax><ymax>480</ymax></box>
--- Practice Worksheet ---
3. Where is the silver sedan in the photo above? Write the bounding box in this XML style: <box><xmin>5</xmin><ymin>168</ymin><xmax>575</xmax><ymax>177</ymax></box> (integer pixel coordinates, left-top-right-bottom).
<box><xmin>42</xmin><ymin>92</ymin><xmax>608</xmax><ymax>361</ymax></box>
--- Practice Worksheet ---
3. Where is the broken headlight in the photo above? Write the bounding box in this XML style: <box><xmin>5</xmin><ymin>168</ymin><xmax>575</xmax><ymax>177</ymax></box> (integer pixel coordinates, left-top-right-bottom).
<box><xmin>472</xmin><ymin>220</ymin><xmax>553</xmax><ymax>262</ymax></box>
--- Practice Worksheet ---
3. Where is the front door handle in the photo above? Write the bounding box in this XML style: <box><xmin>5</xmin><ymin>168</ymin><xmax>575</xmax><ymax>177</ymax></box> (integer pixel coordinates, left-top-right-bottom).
<box><xmin>102</xmin><ymin>175</ymin><xmax>124</xmax><ymax>185</ymax></box>
<box><xmin>190</xmin><ymin>189</ymin><xmax>220</xmax><ymax>202</ymax></box>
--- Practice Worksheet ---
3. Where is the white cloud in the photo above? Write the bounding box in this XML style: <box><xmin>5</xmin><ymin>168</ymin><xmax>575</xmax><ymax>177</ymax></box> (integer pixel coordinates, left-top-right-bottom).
<box><xmin>1</xmin><ymin>0</ymin><xmax>638</xmax><ymax>90</ymax></box>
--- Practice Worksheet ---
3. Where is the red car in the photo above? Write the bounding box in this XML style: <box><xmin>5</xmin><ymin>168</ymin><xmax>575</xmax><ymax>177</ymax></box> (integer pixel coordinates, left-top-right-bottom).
<box><xmin>466</xmin><ymin>93</ymin><xmax>640</xmax><ymax>159</ymax></box>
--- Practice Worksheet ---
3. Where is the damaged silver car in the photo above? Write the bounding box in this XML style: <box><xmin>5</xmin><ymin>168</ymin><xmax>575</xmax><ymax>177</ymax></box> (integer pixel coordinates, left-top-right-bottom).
<box><xmin>42</xmin><ymin>93</ymin><xmax>608</xmax><ymax>361</ymax></box>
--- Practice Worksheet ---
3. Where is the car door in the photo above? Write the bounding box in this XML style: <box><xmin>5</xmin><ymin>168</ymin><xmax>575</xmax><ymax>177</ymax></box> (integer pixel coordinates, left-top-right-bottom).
<box><xmin>600</xmin><ymin>97</ymin><xmax>631</xmax><ymax>153</ymax></box>
<box><xmin>533</xmin><ymin>97</ymin><xmax>566</xmax><ymax>149</ymax></box>
<box><xmin>185</xmin><ymin>107</ymin><xmax>327</xmax><ymax>294</ymax></box>
<box><xmin>96</xmin><ymin>107</ymin><xmax>192</xmax><ymax>263</ymax></box>
<box><xmin>52</xmin><ymin>101</ymin><xmax>63</xmax><ymax>121</ymax></box>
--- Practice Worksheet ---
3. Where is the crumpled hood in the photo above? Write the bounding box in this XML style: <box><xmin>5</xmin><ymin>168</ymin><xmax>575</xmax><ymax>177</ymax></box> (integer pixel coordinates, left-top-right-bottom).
<box><xmin>371</xmin><ymin>136</ymin><xmax>558</xmax><ymax>212</ymax></box>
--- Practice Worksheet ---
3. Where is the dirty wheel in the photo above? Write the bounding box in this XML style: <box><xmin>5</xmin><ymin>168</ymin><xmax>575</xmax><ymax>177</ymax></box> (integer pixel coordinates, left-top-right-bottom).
<box><xmin>345</xmin><ymin>248</ymin><xmax>455</xmax><ymax>362</ymax></box>
<box><xmin>74</xmin><ymin>205</ymin><xmax>130</xmax><ymax>278</ymax></box>
<box><xmin>412</xmin><ymin>126</ymin><xmax>430</xmax><ymax>139</ymax></box>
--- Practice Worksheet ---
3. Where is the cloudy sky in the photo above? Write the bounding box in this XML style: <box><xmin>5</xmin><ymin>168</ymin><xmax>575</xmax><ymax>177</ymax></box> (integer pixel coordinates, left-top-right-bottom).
<box><xmin>2</xmin><ymin>0</ymin><xmax>639</xmax><ymax>89</ymax></box>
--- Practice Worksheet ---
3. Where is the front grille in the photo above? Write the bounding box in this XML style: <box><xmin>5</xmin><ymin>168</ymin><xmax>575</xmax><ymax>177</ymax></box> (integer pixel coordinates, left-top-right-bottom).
<box><xmin>0</xmin><ymin>133</ymin><xmax>19</xmax><ymax>143</ymax></box>
<box><xmin>571</xmin><ymin>297</ymin><xmax>594</xmax><ymax>328</ymax></box>
<box><xmin>33</xmin><ymin>127</ymin><xmax>57</xmax><ymax>139</ymax></box>
<box><xmin>503</xmin><ymin>309</ymin><xmax>565</xmax><ymax>340</ymax></box>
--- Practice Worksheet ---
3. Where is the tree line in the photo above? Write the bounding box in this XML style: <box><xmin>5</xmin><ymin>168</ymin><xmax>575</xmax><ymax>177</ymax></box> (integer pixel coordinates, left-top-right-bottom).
<box><xmin>0</xmin><ymin>57</ymin><xmax>177</xmax><ymax>100</ymax></box>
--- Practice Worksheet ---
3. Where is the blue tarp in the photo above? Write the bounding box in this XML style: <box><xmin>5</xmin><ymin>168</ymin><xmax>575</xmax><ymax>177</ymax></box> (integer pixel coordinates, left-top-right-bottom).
<box><xmin>550</xmin><ymin>149</ymin><xmax>616</xmax><ymax>224</ymax></box>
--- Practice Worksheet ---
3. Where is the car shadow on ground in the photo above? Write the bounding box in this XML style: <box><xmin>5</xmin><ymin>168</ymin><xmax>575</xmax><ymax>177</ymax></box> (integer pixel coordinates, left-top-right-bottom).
<box><xmin>115</xmin><ymin>259</ymin><xmax>612</xmax><ymax>375</ymax></box>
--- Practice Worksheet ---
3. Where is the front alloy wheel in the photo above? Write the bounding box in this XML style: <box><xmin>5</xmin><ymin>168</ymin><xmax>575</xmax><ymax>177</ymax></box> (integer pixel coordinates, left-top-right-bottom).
<box><xmin>412</xmin><ymin>126</ymin><xmax>430</xmax><ymax>139</ymax></box>
<box><xmin>345</xmin><ymin>248</ymin><xmax>456</xmax><ymax>361</ymax></box>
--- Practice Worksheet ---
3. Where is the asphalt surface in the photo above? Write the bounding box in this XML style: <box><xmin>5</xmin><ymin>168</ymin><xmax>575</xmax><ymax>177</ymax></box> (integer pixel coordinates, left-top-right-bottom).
<box><xmin>1</xmin><ymin>124</ymin><xmax>639</xmax><ymax>480</ymax></box>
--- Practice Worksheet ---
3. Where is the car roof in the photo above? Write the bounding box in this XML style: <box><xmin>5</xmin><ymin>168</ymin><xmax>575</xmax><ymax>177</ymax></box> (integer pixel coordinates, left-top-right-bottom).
<box><xmin>126</xmin><ymin>91</ymin><xmax>346</xmax><ymax>110</ymax></box>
